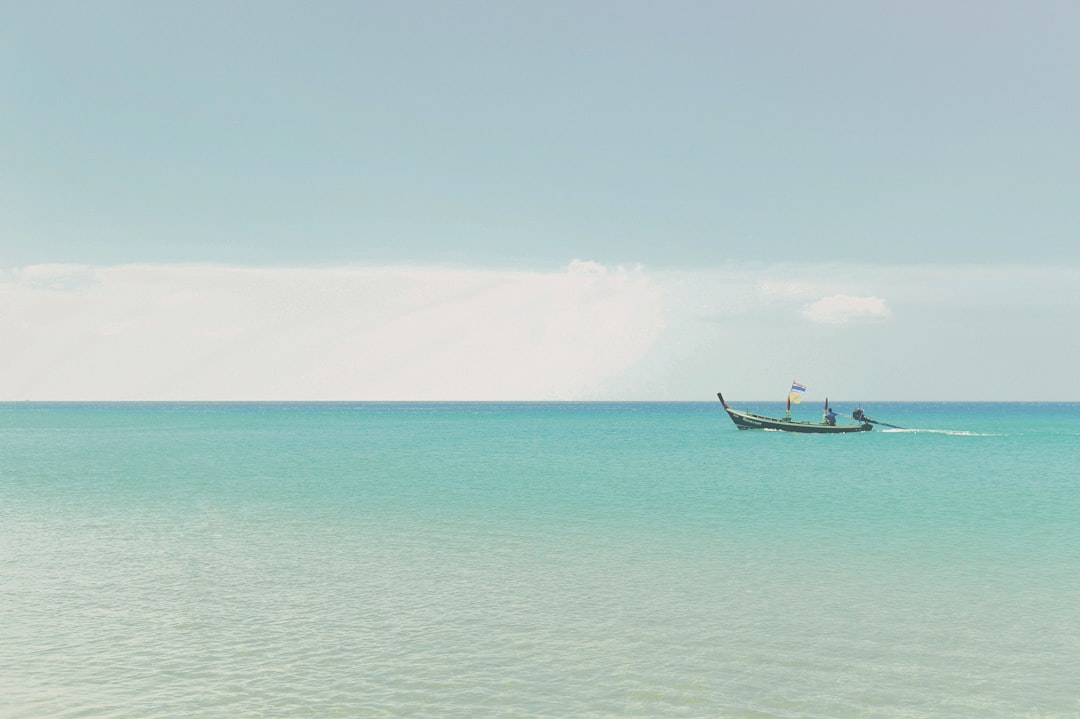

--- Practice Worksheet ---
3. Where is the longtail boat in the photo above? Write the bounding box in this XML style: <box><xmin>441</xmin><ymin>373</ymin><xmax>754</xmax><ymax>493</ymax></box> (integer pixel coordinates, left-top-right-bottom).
<box><xmin>716</xmin><ymin>389</ymin><xmax>874</xmax><ymax>434</ymax></box>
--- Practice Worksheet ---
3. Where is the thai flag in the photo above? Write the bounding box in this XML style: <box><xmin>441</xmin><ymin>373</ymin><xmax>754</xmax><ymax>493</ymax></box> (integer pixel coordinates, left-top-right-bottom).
<box><xmin>790</xmin><ymin>382</ymin><xmax>807</xmax><ymax>394</ymax></box>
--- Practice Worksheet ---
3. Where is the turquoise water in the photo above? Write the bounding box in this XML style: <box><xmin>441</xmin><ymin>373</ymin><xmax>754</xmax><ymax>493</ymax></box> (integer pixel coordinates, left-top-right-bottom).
<box><xmin>2</xmin><ymin>401</ymin><xmax>1078</xmax><ymax>718</ymax></box>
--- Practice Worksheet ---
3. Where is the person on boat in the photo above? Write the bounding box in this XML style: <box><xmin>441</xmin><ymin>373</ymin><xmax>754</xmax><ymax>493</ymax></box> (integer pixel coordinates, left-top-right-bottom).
<box><xmin>825</xmin><ymin>406</ymin><xmax>837</xmax><ymax>426</ymax></box>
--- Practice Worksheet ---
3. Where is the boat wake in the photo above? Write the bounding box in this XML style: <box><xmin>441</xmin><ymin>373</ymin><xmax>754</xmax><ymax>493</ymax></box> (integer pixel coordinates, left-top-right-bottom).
<box><xmin>880</xmin><ymin>428</ymin><xmax>1000</xmax><ymax>437</ymax></box>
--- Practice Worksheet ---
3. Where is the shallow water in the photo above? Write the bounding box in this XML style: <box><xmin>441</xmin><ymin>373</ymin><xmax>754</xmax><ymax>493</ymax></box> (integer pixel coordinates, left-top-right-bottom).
<box><xmin>2</xmin><ymin>401</ymin><xmax>1078</xmax><ymax>717</ymax></box>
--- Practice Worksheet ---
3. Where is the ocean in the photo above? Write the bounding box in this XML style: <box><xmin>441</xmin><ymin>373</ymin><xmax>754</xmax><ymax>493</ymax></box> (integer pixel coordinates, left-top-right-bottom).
<box><xmin>2</xmin><ymin>401</ymin><xmax>1078</xmax><ymax>718</ymax></box>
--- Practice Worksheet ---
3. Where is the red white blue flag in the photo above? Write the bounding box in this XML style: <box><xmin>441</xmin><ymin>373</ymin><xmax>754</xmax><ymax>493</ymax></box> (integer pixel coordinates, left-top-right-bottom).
<box><xmin>788</xmin><ymin>381</ymin><xmax>807</xmax><ymax>404</ymax></box>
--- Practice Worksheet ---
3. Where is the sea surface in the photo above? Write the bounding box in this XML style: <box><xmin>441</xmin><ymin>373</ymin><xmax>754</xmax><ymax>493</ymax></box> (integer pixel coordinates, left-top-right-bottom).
<box><xmin>2</xmin><ymin>401</ymin><xmax>1078</xmax><ymax>718</ymax></box>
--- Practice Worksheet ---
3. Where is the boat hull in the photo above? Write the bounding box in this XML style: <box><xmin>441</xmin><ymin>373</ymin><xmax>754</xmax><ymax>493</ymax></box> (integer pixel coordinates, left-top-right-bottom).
<box><xmin>717</xmin><ymin>392</ymin><xmax>872</xmax><ymax>434</ymax></box>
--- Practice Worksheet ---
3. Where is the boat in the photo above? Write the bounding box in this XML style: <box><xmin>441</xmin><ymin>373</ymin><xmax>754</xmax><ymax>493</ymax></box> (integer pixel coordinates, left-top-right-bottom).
<box><xmin>716</xmin><ymin>389</ymin><xmax>874</xmax><ymax>434</ymax></box>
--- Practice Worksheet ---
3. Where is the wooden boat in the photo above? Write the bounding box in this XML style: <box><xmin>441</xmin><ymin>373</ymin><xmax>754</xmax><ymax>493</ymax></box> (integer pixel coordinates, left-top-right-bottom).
<box><xmin>717</xmin><ymin>391</ymin><xmax>873</xmax><ymax>433</ymax></box>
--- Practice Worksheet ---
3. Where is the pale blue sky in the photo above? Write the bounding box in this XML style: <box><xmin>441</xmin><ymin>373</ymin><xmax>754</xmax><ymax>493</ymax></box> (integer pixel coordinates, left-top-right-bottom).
<box><xmin>3</xmin><ymin>0</ymin><xmax>1078</xmax><ymax>267</ymax></box>
<box><xmin>1</xmin><ymin>2</ymin><xmax>1078</xmax><ymax>401</ymax></box>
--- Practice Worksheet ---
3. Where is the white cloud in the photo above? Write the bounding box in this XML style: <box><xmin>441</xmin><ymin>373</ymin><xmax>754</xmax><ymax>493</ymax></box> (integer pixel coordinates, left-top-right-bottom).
<box><xmin>1</xmin><ymin>262</ymin><xmax>1077</xmax><ymax>401</ymax></box>
<box><xmin>801</xmin><ymin>294</ymin><xmax>891</xmax><ymax>324</ymax></box>
<box><xmin>5</xmin><ymin>263</ymin><xmax>96</xmax><ymax>291</ymax></box>
<box><xmin>0</xmin><ymin>262</ymin><xmax>668</xmax><ymax>400</ymax></box>
<box><xmin>566</xmin><ymin>259</ymin><xmax>609</xmax><ymax>275</ymax></box>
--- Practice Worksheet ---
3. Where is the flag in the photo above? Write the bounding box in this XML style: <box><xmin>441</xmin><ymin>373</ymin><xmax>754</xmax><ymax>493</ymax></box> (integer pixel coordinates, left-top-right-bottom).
<box><xmin>788</xmin><ymin>381</ymin><xmax>807</xmax><ymax>404</ymax></box>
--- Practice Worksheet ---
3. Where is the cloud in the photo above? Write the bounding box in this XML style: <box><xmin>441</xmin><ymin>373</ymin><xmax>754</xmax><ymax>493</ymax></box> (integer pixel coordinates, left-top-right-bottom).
<box><xmin>801</xmin><ymin>294</ymin><xmax>891</xmax><ymax>324</ymax></box>
<box><xmin>0</xmin><ymin>262</ymin><xmax>668</xmax><ymax>400</ymax></box>
<box><xmin>4</xmin><ymin>264</ymin><xmax>97</xmax><ymax>291</ymax></box>
<box><xmin>2</xmin><ymin>261</ymin><xmax>1078</xmax><ymax>400</ymax></box>
<box><xmin>566</xmin><ymin>259</ymin><xmax>609</xmax><ymax>275</ymax></box>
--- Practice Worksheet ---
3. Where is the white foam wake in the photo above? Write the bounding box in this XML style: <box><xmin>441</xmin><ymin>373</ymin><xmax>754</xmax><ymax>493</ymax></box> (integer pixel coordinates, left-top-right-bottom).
<box><xmin>880</xmin><ymin>428</ymin><xmax>1000</xmax><ymax>436</ymax></box>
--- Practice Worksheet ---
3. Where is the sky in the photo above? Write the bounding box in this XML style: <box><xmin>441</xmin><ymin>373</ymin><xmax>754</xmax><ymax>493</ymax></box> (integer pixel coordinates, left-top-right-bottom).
<box><xmin>1</xmin><ymin>1</ymin><xmax>1078</xmax><ymax>401</ymax></box>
